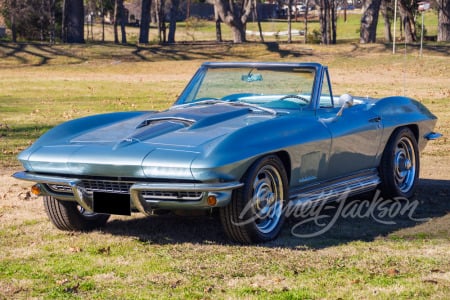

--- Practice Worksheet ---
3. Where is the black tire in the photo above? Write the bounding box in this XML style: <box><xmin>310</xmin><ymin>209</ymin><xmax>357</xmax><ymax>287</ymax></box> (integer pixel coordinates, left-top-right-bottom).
<box><xmin>379</xmin><ymin>127</ymin><xmax>420</xmax><ymax>199</ymax></box>
<box><xmin>43</xmin><ymin>196</ymin><xmax>110</xmax><ymax>231</ymax></box>
<box><xmin>220</xmin><ymin>155</ymin><xmax>288</xmax><ymax>244</ymax></box>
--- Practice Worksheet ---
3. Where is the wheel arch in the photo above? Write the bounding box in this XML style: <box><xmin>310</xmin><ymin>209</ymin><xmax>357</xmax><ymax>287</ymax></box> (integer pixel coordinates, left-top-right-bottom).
<box><xmin>378</xmin><ymin>125</ymin><xmax>420</xmax><ymax>199</ymax></box>
<box><xmin>273</xmin><ymin>150</ymin><xmax>292</xmax><ymax>183</ymax></box>
<box><xmin>405</xmin><ymin>124</ymin><xmax>419</xmax><ymax>142</ymax></box>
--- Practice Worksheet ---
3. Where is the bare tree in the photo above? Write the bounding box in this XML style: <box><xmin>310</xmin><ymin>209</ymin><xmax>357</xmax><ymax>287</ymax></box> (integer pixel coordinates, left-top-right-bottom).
<box><xmin>213</xmin><ymin>0</ymin><xmax>253</xmax><ymax>43</ymax></box>
<box><xmin>360</xmin><ymin>0</ymin><xmax>382</xmax><ymax>43</ymax></box>
<box><xmin>437</xmin><ymin>0</ymin><xmax>450</xmax><ymax>41</ymax></box>
<box><xmin>139</xmin><ymin>0</ymin><xmax>152</xmax><ymax>44</ymax></box>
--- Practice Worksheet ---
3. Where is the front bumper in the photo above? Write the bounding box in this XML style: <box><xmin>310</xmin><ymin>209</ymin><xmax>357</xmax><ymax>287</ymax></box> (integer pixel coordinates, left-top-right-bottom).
<box><xmin>12</xmin><ymin>171</ymin><xmax>243</xmax><ymax>215</ymax></box>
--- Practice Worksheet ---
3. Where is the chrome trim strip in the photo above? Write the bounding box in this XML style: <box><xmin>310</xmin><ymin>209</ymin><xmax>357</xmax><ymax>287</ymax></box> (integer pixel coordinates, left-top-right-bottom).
<box><xmin>12</xmin><ymin>171</ymin><xmax>79</xmax><ymax>185</ymax></box>
<box><xmin>289</xmin><ymin>172</ymin><xmax>381</xmax><ymax>207</ymax></box>
<box><xmin>130</xmin><ymin>182</ymin><xmax>243</xmax><ymax>192</ymax></box>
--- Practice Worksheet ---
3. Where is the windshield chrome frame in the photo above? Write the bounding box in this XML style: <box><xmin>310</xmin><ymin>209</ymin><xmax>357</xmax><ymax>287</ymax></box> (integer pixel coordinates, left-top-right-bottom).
<box><xmin>174</xmin><ymin>62</ymin><xmax>325</xmax><ymax>110</ymax></box>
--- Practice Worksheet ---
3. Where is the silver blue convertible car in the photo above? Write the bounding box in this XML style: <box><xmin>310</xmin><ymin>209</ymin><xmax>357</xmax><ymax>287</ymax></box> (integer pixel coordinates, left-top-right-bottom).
<box><xmin>13</xmin><ymin>62</ymin><xmax>441</xmax><ymax>243</ymax></box>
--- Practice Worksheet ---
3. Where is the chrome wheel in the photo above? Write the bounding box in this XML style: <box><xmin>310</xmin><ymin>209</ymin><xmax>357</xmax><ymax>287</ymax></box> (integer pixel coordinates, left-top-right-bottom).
<box><xmin>251</xmin><ymin>165</ymin><xmax>284</xmax><ymax>234</ymax></box>
<box><xmin>394</xmin><ymin>136</ymin><xmax>416</xmax><ymax>193</ymax></box>
<box><xmin>379</xmin><ymin>127</ymin><xmax>419</xmax><ymax>199</ymax></box>
<box><xmin>220</xmin><ymin>155</ymin><xmax>288</xmax><ymax>244</ymax></box>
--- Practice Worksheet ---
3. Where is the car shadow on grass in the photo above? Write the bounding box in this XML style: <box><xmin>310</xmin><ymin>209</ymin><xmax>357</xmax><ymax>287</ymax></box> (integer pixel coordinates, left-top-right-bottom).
<box><xmin>102</xmin><ymin>178</ymin><xmax>449</xmax><ymax>248</ymax></box>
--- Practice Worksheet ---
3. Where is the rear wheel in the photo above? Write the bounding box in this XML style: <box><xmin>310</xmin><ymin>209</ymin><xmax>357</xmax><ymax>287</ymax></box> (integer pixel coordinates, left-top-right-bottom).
<box><xmin>379</xmin><ymin>127</ymin><xmax>419</xmax><ymax>199</ymax></box>
<box><xmin>220</xmin><ymin>155</ymin><xmax>288</xmax><ymax>244</ymax></box>
<box><xmin>43</xmin><ymin>196</ymin><xmax>110</xmax><ymax>231</ymax></box>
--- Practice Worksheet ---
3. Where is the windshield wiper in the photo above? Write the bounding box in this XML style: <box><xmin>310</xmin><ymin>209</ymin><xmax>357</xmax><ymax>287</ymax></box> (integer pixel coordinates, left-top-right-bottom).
<box><xmin>227</xmin><ymin>101</ymin><xmax>276</xmax><ymax>115</ymax></box>
<box><xmin>171</xmin><ymin>99</ymin><xmax>277</xmax><ymax>115</ymax></box>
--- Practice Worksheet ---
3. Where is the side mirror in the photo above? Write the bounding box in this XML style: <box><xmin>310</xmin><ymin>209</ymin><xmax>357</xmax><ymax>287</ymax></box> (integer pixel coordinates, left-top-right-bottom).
<box><xmin>336</xmin><ymin>94</ymin><xmax>354</xmax><ymax>117</ymax></box>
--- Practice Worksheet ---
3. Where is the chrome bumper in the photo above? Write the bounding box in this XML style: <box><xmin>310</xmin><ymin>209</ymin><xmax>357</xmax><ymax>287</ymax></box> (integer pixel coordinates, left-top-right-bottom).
<box><xmin>12</xmin><ymin>171</ymin><xmax>243</xmax><ymax>215</ymax></box>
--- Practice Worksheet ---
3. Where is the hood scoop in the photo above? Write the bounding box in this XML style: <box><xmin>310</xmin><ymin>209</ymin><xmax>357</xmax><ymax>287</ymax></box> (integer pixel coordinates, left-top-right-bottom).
<box><xmin>124</xmin><ymin>119</ymin><xmax>190</xmax><ymax>143</ymax></box>
<box><xmin>136</xmin><ymin>117</ymin><xmax>196</xmax><ymax>129</ymax></box>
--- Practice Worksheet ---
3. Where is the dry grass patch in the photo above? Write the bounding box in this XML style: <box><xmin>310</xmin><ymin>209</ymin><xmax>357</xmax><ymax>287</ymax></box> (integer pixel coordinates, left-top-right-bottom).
<box><xmin>1</xmin><ymin>43</ymin><xmax>449</xmax><ymax>299</ymax></box>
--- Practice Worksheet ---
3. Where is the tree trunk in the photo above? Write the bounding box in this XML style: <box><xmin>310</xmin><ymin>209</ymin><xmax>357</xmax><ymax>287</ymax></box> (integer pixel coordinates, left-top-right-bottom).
<box><xmin>360</xmin><ymin>0</ymin><xmax>381</xmax><ymax>43</ymax></box>
<box><xmin>214</xmin><ymin>5</ymin><xmax>222</xmax><ymax>42</ymax></box>
<box><xmin>156</xmin><ymin>0</ymin><xmax>167</xmax><ymax>43</ymax></box>
<box><xmin>64</xmin><ymin>0</ymin><xmax>85</xmax><ymax>43</ymax></box>
<box><xmin>61</xmin><ymin>0</ymin><xmax>67</xmax><ymax>41</ymax></box>
<box><xmin>398</xmin><ymin>0</ymin><xmax>416</xmax><ymax>42</ymax></box>
<box><xmin>287</xmin><ymin>0</ymin><xmax>293</xmax><ymax>43</ymax></box>
<box><xmin>254</xmin><ymin>0</ymin><xmax>264</xmax><ymax>42</ymax></box>
<box><xmin>10</xmin><ymin>0</ymin><xmax>17</xmax><ymax>42</ymax></box>
<box><xmin>438</xmin><ymin>0</ymin><xmax>450</xmax><ymax>41</ymax></box>
<box><xmin>331</xmin><ymin>0</ymin><xmax>337</xmax><ymax>44</ymax></box>
<box><xmin>113</xmin><ymin>0</ymin><xmax>119</xmax><ymax>43</ymax></box>
<box><xmin>119</xmin><ymin>0</ymin><xmax>127</xmax><ymax>44</ymax></box>
<box><xmin>49</xmin><ymin>0</ymin><xmax>56</xmax><ymax>44</ymax></box>
<box><xmin>139</xmin><ymin>0</ymin><xmax>151</xmax><ymax>44</ymax></box>
<box><xmin>381</xmin><ymin>0</ymin><xmax>392</xmax><ymax>42</ymax></box>
<box><xmin>304</xmin><ymin>0</ymin><xmax>309</xmax><ymax>44</ymax></box>
<box><xmin>319</xmin><ymin>0</ymin><xmax>331</xmax><ymax>44</ymax></box>
<box><xmin>114</xmin><ymin>0</ymin><xmax>127</xmax><ymax>44</ymax></box>
<box><xmin>214</xmin><ymin>0</ymin><xmax>252</xmax><ymax>43</ymax></box>
<box><xmin>168</xmin><ymin>0</ymin><xmax>179</xmax><ymax>43</ymax></box>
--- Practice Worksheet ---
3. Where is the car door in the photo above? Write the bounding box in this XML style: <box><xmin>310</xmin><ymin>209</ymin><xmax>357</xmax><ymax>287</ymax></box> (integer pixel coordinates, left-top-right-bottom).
<box><xmin>316</xmin><ymin>69</ymin><xmax>383</xmax><ymax>179</ymax></box>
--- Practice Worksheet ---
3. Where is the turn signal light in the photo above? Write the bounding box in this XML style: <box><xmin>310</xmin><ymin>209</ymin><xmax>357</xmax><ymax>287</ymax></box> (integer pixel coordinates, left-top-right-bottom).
<box><xmin>207</xmin><ymin>195</ymin><xmax>217</xmax><ymax>206</ymax></box>
<box><xmin>31</xmin><ymin>184</ymin><xmax>42</xmax><ymax>196</ymax></box>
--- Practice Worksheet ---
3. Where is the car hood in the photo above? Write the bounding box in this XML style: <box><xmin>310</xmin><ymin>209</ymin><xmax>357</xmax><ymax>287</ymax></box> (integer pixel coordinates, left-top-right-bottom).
<box><xmin>20</xmin><ymin>104</ymin><xmax>275</xmax><ymax>178</ymax></box>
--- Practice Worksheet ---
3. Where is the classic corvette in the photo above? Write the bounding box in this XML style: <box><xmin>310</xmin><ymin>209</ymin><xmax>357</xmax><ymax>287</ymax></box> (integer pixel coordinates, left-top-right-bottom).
<box><xmin>13</xmin><ymin>62</ymin><xmax>441</xmax><ymax>243</ymax></box>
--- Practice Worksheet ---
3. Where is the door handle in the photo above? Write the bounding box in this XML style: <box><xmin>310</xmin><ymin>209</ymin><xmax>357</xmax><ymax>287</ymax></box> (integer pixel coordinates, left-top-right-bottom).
<box><xmin>369</xmin><ymin>116</ymin><xmax>381</xmax><ymax>123</ymax></box>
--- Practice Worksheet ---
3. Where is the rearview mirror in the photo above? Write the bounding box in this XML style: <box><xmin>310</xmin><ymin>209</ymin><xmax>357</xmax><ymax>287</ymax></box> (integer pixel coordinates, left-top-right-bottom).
<box><xmin>241</xmin><ymin>74</ymin><xmax>263</xmax><ymax>82</ymax></box>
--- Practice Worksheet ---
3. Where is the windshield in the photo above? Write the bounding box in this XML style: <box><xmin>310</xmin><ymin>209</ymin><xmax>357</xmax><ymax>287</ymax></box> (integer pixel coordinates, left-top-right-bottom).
<box><xmin>176</xmin><ymin>66</ymin><xmax>316</xmax><ymax>109</ymax></box>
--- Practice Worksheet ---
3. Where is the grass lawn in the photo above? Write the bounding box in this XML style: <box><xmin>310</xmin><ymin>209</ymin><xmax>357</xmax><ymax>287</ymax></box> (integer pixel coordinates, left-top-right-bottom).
<box><xmin>0</xmin><ymin>40</ymin><xmax>449</xmax><ymax>299</ymax></box>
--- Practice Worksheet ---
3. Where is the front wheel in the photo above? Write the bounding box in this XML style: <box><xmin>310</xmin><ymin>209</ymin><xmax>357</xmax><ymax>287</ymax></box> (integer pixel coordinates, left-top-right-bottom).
<box><xmin>379</xmin><ymin>127</ymin><xmax>419</xmax><ymax>199</ymax></box>
<box><xmin>220</xmin><ymin>155</ymin><xmax>288</xmax><ymax>244</ymax></box>
<box><xmin>43</xmin><ymin>196</ymin><xmax>110</xmax><ymax>231</ymax></box>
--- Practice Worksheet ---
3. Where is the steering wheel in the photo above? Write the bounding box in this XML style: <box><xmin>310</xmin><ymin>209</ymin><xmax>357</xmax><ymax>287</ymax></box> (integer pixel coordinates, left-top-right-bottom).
<box><xmin>278</xmin><ymin>94</ymin><xmax>309</xmax><ymax>104</ymax></box>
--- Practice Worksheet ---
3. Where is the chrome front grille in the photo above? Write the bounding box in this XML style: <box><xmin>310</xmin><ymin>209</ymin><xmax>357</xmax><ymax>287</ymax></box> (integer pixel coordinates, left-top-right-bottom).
<box><xmin>80</xmin><ymin>180</ymin><xmax>134</xmax><ymax>194</ymax></box>
<box><xmin>141</xmin><ymin>191</ymin><xmax>203</xmax><ymax>201</ymax></box>
<box><xmin>47</xmin><ymin>179</ymin><xmax>204</xmax><ymax>201</ymax></box>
